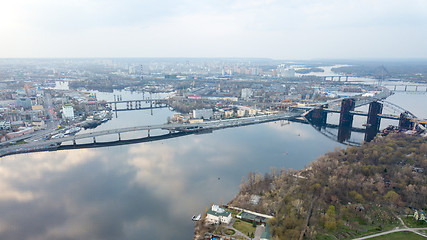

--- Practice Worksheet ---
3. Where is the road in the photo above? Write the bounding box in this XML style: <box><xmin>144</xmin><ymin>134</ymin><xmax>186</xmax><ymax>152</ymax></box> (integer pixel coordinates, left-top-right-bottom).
<box><xmin>353</xmin><ymin>227</ymin><xmax>427</xmax><ymax>239</ymax></box>
<box><xmin>353</xmin><ymin>215</ymin><xmax>427</xmax><ymax>239</ymax></box>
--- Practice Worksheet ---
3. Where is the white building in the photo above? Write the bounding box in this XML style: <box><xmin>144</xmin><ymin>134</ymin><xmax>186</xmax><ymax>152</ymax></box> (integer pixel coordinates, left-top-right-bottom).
<box><xmin>62</xmin><ymin>105</ymin><xmax>75</xmax><ymax>120</ymax></box>
<box><xmin>241</xmin><ymin>88</ymin><xmax>253</xmax><ymax>100</ymax></box>
<box><xmin>193</xmin><ymin>108</ymin><xmax>213</xmax><ymax>119</ymax></box>
<box><xmin>206</xmin><ymin>205</ymin><xmax>232</xmax><ymax>225</ymax></box>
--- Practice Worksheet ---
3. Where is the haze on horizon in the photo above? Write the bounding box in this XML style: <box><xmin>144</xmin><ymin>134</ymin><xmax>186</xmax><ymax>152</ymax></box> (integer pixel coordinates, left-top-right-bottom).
<box><xmin>1</xmin><ymin>0</ymin><xmax>427</xmax><ymax>60</ymax></box>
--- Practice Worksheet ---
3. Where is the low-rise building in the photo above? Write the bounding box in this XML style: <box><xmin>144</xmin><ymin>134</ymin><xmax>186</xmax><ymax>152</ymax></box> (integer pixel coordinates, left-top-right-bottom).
<box><xmin>6</xmin><ymin>127</ymin><xmax>34</xmax><ymax>139</ymax></box>
<box><xmin>260</xmin><ymin>224</ymin><xmax>271</xmax><ymax>240</ymax></box>
<box><xmin>237</xmin><ymin>109</ymin><xmax>246</xmax><ymax>117</ymax></box>
<box><xmin>15</xmin><ymin>97</ymin><xmax>32</xmax><ymax>110</ymax></box>
<box><xmin>224</xmin><ymin>110</ymin><xmax>234</xmax><ymax>118</ymax></box>
<box><xmin>206</xmin><ymin>205</ymin><xmax>232</xmax><ymax>225</ymax></box>
<box><xmin>193</xmin><ymin>108</ymin><xmax>213</xmax><ymax>119</ymax></box>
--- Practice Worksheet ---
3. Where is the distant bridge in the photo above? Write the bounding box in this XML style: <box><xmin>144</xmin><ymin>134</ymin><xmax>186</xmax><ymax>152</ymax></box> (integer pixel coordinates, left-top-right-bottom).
<box><xmin>383</xmin><ymin>84</ymin><xmax>427</xmax><ymax>93</ymax></box>
<box><xmin>321</xmin><ymin>76</ymin><xmax>350</xmax><ymax>82</ymax></box>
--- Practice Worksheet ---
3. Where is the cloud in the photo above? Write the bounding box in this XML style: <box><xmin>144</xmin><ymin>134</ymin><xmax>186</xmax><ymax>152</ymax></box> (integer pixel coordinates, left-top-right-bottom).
<box><xmin>1</xmin><ymin>1</ymin><xmax>427</xmax><ymax>62</ymax></box>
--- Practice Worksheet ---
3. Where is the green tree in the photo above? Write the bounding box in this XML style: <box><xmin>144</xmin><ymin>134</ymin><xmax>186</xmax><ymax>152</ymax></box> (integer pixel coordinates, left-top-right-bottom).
<box><xmin>324</xmin><ymin>205</ymin><xmax>337</xmax><ymax>231</ymax></box>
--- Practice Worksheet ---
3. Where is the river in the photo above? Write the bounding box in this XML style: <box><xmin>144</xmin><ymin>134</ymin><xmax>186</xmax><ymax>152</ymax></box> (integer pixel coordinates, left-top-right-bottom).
<box><xmin>0</xmin><ymin>84</ymin><xmax>426</xmax><ymax>239</ymax></box>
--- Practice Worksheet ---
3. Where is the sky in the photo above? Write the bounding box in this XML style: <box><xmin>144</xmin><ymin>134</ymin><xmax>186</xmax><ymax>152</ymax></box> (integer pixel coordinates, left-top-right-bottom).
<box><xmin>1</xmin><ymin>0</ymin><xmax>427</xmax><ymax>59</ymax></box>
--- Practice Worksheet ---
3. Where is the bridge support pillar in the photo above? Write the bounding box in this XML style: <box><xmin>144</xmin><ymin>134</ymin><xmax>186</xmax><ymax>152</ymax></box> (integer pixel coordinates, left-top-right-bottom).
<box><xmin>118</xmin><ymin>133</ymin><xmax>121</xmax><ymax>141</ymax></box>
<box><xmin>93</xmin><ymin>137</ymin><xmax>96</xmax><ymax>144</ymax></box>
<box><xmin>73</xmin><ymin>139</ymin><xmax>76</xmax><ymax>146</ymax></box>
<box><xmin>364</xmin><ymin>101</ymin><xmax>383</xmax><ymax>142</ymax></box>
<box><xmin>339</xmin><ymin>98</ymin><xmax>356</xmax><ymax>128</ymax></box>
<box><xmin>398</xmin><ymin>112</ymin><xmax>413</xmax><ymax>130</ymax></box>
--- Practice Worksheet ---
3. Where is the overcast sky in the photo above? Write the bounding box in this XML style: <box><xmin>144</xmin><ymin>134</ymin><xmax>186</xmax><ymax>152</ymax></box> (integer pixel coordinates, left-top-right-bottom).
<box><xmin>1</xmin><ymin>0</ymin><xmax>427</xmax><ymax>59</ymax></box>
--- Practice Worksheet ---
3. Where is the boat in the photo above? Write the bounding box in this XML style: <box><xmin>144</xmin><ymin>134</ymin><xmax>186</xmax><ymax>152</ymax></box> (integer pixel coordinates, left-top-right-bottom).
<box><xmin>192</xmin><ymin>214</ymin><xmax>201</xmax><ymax>221</ymax></box>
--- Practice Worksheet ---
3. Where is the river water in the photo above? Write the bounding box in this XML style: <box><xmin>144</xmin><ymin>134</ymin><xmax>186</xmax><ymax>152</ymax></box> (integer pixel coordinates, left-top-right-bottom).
<box><xmin>0</xmin><ymin>86</ymin><xmax>426</xmax><ymax>239</ymax></box>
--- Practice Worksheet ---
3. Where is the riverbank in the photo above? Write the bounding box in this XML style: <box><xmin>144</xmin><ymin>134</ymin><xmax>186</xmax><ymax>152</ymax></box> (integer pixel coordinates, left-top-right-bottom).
<box><xmin>195</xmin><ymin>133</ymin><xmax>427</xmax><ymax>239</ymax></box>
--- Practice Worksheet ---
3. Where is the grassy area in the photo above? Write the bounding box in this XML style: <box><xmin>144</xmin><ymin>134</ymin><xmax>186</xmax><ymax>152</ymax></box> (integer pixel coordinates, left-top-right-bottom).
<box><xmin>402</xmin><ymin>216</ymin><xmax>427</xmax><ymax>228</ymax></box>
<box><xmin>370</xmin><ymin>231</ymin><xmax>426</xmax><ymax>240</ymax></box>
<box><xmin>232</xmin><ymin>220</ymin><xmax>256</xmax><ymax>238</ymax></box>
<box><xmin>11</xmin><ymin>140</ymin><xmax>27</xmax><ymax>145</ymax></box>
<box><xmin>223</xmin><ymin>229</ymin><xmax>235</xmax><ymax>235</ymax></box>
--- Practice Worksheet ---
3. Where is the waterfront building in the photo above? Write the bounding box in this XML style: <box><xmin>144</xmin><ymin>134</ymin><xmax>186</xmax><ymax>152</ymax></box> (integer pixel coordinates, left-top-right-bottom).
<box><xmin>237</xmin><ymin>109</ymin><xmax>246</xmax><ymax>117</ymax></box>
<box><xmin>206</xmin><ymin>205</ymin><xmax>232</xmax><ymax>225</ymax></box>
<box><xmin>193</xmin><ymin>108</ymin><xmax>213</xmax><ymax>119</ymax></box>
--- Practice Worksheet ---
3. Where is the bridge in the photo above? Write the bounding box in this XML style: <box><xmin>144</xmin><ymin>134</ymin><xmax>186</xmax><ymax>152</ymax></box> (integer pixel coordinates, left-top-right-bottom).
<box><xmin>0</xmin><ymin>112</ymin><xmax>301</xmax><ymax>157</ymax></box>
<box><xmin>383</xmin><ymin>84</ymin><xmax>427</xmax><ymax>93</ymax></box>
<box><xmin>294</xmin><ymin>94</ymin><xmax>426</xmax><ymax>142</ymax></box>
<box><xmin>1</xmin><ymin>90</ymin><xmax>425</xmax><ymax>157</ymax></box>
<box><xmin>321</xmin><ymin>75</ymin><xmax>350</xmax><ymax>82</ymax></box>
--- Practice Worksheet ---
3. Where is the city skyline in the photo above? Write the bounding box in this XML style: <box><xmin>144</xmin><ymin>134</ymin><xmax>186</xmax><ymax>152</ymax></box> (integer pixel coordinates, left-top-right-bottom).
<box><xmin>1</xmin><ymin>0</ymin><xmax>427</xmax><ymax>59</ymax></box>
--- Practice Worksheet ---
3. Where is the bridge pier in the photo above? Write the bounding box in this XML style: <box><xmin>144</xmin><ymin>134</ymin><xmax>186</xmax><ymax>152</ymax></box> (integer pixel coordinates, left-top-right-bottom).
<box><xmin>118</xmin><ymin>133</ymin><xmax>121</xmax><ymax>141</ymax></box>
<box><xmin>114</xmin><ymin>103</ymin><xmax>118</xmax><ymax>118</ymax></box>
<box><xmin>337</xmin><ymin>99</ymin><xmax>355</xmax><ymax>143</ymax></box>
<box><xmin>93</xmin><ymin>137</ymin><xmax>96</xmax><ymax>144</ymax></box>
<box><xmin>73</xmin><ymin>139</ymin><xmax>76</xmax><ymax>146</ymax></box>
<box><xmin>398</xmin><ymin>112</ymin><xmax>413</xmax><ymax>130</ymax></box>
<box><xmin>339</xmin><ymin>98</ymin><xmax>356</xmax><ymax>128</ymax></box>
<box><xmin>364</xmin><ymin>101</ymin><xmax>383</xmax><ymax>142</ymax></box>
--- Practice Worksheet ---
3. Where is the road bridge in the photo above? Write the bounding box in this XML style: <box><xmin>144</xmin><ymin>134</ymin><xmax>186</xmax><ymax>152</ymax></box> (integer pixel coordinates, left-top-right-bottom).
<box><xmin>383</xmin><ymin>84</ymin><xmax>427</xmax><ymax>93</ymax></box>
<box><xmin>0</xmin><ymin>112</ymin><xmax>301</xmax><ymax>157</ymax></box>
<box><xmin>321</xmin><ymin>75</ymin><xmax>349</xmax><ymax>82</ymax></box>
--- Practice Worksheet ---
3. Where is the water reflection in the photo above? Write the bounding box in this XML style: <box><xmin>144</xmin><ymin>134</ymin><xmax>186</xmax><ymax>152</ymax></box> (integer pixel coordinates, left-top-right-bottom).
<box><xmin>0</xmin><ymin>122</ymin><xmax>342</xmax><ymax>240</ymax></box>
